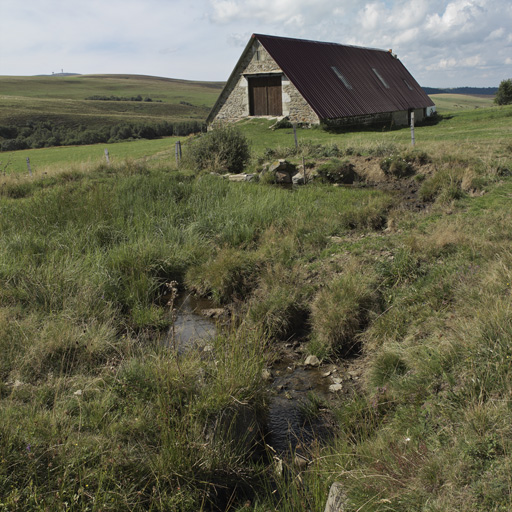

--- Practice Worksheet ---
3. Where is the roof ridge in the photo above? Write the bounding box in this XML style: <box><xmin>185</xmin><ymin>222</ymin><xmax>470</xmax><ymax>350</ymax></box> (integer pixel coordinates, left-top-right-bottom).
<box><xmin>253</xmin><ymin>33</ymin><xmax>388</xmax><ymax>53</ymax></box>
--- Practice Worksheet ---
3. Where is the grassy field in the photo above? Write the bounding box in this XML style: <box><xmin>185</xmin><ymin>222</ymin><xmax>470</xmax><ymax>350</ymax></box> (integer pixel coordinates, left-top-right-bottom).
<box><xmin>2</xmin><ymin>99</ymin><xmax>510</xmax><ymax>174</ymax></box>
<box><xmin>1</xmin><ymin>89</ymin><xmax>512</xmax><ymax>510</ymax></box>
<box><xmin>429</xmin><ymin>92</ymin><xmax>496</xmax><ymax>112</ymax></box>
<box><xmin>0</xmin><ymin>74</ymin><xmax>222</xmax><ymax>129</ymax></box>
<box><xmin>0</xmin><ymin>137</ymin><xmax>181</xmax><ymax>173</ymax></box>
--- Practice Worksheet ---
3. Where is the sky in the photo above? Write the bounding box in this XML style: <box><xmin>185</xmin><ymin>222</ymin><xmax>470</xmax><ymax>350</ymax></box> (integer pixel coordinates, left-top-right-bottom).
<box><xmin>1</xmin><ymin>0</ymin><xmax>511</xmax><ymax>87</ymax></box>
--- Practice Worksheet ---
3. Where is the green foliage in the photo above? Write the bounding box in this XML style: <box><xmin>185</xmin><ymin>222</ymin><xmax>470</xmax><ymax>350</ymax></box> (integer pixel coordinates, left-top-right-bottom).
<box><xmin>494</xmin><ymin>78</ymin><xmax>512</xmax><ymax>105</ymax></box>
<box><xmin>0</xmin><ymin>119</ymin><xmax>203</xmax><ymax>151</ymax></box>
<box><xmin>85</xmin><ymin>94</ymin><xmax>162</xmax><ymax>102</ymax></box>
<box><xmin>316</xmin><ymin>158</ymin><xmax>358</xmax><ymax>184</ymax></box>
<box><xmin>185</xmin><ymin>247</ymin><xmax>260</xmax><ymax>304</ymax></box>
<box><xmin>1</xmin><ymin>101</ymin><xmax>512</xmax><ymax>511</ymax></box>
<box><xmin>368</xmin><ymin>349</ymin><xmax>408</xmax><ymax>387</ymax></box>
<box><xmin>419</xmin><ymin>168</ymin><xmax>466</xmax><ymax>202</ymax></box>
<box><xmin>263</xmin><ymin>141</ymin><xmax>345</xmax><ymax>160</ymax></box>
<box><xmin>247</xmin><ymin>265</ymin><xmax>311</xmax><ymax>340</ymax></box>
<box><xmin>190</xmin><ymin>126</ymin><xmax>251</xmax><ymax>174</ymax></box>
<box><xmin>380</xmin><ymin>153</ymin><xmax>415</xmax><ymax>177</ymax></box>
<box><xmin>310</xmin><ymin>268</ymin><xmax>378</xmax><ymax>354</ymax></box>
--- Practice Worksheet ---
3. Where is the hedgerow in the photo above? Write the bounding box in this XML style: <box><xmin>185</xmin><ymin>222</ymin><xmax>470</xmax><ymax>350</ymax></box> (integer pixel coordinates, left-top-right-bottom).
<box><xmin>0</xmin><ymin>120</ymin><xmax>204</xmax><ymax>151</ymax></box>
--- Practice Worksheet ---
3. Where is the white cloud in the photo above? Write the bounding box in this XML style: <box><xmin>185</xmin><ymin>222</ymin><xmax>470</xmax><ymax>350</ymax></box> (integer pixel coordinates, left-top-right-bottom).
<box><xmin>360</xmin><ymin>3</ymin><xmax>383</xmax><ymax>31</ymax></box>
<box><xmin>209</xmin><ymin>0</ymin><xmax>333</xmax><ymax>26</ymax></box>
<box><xmin>486</xmin><ymin>27</ymin><xmax>505</xmax><ymax>41</ymax></box>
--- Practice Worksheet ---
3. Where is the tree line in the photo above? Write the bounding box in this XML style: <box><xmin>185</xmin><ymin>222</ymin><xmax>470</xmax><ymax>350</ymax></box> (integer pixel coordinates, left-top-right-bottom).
<box><xmin>0</xmin><ymin>120</ymin><xmax>204</xmax><ymax>151</ymax></box>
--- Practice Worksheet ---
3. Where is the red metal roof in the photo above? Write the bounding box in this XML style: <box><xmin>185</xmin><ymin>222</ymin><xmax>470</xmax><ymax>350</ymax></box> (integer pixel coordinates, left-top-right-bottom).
<box><xmin>254</xmin><ymin>34</ymin><xmax>434</xmax><ymax>119</ymax></box>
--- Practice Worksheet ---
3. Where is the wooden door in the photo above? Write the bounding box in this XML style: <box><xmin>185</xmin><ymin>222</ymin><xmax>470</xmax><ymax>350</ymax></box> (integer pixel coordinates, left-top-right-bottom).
<box><xmin>249</xmin><ymin>76</ymin><xmax>282</xmax><ymax>116</ymax></box>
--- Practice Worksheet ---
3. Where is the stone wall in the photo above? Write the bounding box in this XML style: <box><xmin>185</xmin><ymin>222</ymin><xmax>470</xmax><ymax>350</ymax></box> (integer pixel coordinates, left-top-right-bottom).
<box><xmin>392</xmin><ymin>108</ymin><xmax>425</xmax><ymax>126</ymax></box>
<box><xmin>213</xmin><ymin>40</ymin><xmax>320</xmax><ymax>125</ymax></box>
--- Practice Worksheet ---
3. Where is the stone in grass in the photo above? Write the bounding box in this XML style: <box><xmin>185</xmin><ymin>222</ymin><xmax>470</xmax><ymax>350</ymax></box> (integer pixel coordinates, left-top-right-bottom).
<box><xmin>261</xmin><ymin>368</ymin><xmax>273</xmax><ymax>381</ymax></box>
<box><xmin>304</xmin><ymin>355</ymin><xmax>321</xmax><ymax>367</ymax></box>
<box><xmin>324</xmin><ymin>482</ymin><xmax>347</xmax><ymax>512</ymax></box>
<box><xmin>329</xmin><ymin>383</ymin><xmax>343</xmax><ymax>393</ymax></box>
<box><xmin>227</xmin><ymin>173</ymin><xmax>256</xmax><ymax>182</ymax></box>
<box><xmin>269</xmin><ymin>159</ymin><xmax>297</xmax><ymax>184</ymax></box>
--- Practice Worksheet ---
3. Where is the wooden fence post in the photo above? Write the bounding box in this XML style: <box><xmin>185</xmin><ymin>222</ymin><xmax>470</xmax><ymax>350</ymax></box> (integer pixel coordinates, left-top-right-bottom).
<box><xmin>175</xmin><ymin>141</ymin><xmax>182</xmax><ymax>166</ymax></box>
<box><xmin>26</xmin><ymin>157</ymin><xmax>32</xmax><ymax>176</ymax></box>
<box><xmin>293</xmin><ymin>123</ymin><xmax>298</xmax><ymax>149</ymax></box>
<box><xmin>410</xmin><ymin>111</ymin><xmax>415</xmax><ymax>147</ymax></box>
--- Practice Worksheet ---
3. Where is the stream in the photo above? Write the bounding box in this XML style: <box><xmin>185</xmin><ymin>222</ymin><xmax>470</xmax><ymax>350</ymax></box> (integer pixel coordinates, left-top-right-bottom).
<box><xmin>168</xmin><ymin>293</ymin><xmax>336</xmax><ymax>456</ymax></box>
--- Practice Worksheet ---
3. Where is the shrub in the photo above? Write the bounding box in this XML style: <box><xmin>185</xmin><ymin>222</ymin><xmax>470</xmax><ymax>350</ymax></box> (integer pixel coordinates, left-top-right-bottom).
<box><xmin>316</xmin><ymin>158</ymin><xmax>358</xmax><ymax>184</ymax></box>
<box><xmin>190</xmin><ymin>126</ymin><xmax>250</xmax><ymax>174</ymax></box>
<box><xmin>380</xmin><ymin>154</ymin><xmax>414</xmax><ymax>178</ymax></box>
<box><xmin>494</xmin><ymin>78</ymin><xmax>512</xmax><ymax>106</ymax></box>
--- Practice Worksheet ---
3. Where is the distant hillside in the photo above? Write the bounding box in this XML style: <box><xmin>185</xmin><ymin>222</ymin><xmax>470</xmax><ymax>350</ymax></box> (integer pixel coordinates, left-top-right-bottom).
<box><xmin>0</xmin><ymin>74</ymin><xmax>224</xmax><ymax>150</ymax></box>
<box><xmin>0</xmin><ymin>74</ymin><xmax>223</xmax><ymax>128</ymax></box>
<box><xmin>423</xmin><ymin>86</ymin><xmax>497</xmax><ymax>96</ymax></box>
<box><xmin>428</xmin><ymin>93</ymin><xmax>496</xmax><ymax>112</ymax></box>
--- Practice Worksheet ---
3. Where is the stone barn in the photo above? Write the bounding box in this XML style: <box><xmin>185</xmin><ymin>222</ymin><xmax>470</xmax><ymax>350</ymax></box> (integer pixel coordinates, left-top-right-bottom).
<box><xmin>207</xmin><ymin>34</ymin><xmax>436</xmax><ymax>128</ymax></box>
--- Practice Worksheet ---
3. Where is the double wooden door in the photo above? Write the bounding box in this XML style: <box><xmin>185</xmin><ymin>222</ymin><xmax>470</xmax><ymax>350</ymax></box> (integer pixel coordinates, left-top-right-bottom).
<box><xmin>249</xmin><ymin>75</ymin><xmax>282</xmax><ymax>116</ymax></box>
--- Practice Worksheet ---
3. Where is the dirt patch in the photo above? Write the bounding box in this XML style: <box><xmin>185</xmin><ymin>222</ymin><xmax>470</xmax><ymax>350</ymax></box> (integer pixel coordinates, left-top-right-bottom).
<box><xmin>312</xmin><ymin>155</ymin><xmax>434</xmax><ymax>212</ymax></box>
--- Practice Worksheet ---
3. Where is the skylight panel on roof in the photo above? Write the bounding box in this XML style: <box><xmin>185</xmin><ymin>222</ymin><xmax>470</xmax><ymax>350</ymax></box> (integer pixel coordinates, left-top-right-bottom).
<box><xmin>372</xmin><ymin>68</ymin><xmax>390</xmax><ymax>88</ymax></box>
<box><xmin>331</xmin><ymin>66</ymin><xmax>353</xmax><ymax>89</ymax></box>
<box><xmin>403</xmin><ymin>79</ymin><xmax>414</xmax><ymax>91</ymax></box>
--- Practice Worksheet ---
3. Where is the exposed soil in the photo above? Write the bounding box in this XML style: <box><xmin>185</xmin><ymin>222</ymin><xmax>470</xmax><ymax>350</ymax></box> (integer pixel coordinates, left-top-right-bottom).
<box><xmin>314</xmin><ymin>155</ymin><xmax>434</xmax><ymax>212</ymax></box>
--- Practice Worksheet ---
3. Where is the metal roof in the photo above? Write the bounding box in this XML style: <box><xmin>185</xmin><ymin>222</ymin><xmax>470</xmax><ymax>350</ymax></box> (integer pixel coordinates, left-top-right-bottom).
<box><xmin>253</xmin><ymin>34</ymin><xmax>434</xmax><ymax>119</ymax></box>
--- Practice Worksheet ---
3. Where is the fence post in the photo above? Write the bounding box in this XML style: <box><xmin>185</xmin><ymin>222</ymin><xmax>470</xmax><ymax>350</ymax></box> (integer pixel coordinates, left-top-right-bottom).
<box><xmin>292</xmin><ymin>123</ymin><xmax>298</xmax><ymax>149</ymax></box>
<box><xmin>410</xmin><ymin>111</ymin><xmax>415</xmax><ymax>147</ymax></box>
<box><xmin>104</xmin><ymin>149</ymin><xmax>110</xmax><ymax>164</ymax></box>
<box><xmin>175</xmin><ymin>141</ymin><xmax>182</xmax><ymax>166</ymax></box>
<box><xmin>26</xmin><ymin>157</ymin><xmax>32</xmax><ymax>176</ymax></box>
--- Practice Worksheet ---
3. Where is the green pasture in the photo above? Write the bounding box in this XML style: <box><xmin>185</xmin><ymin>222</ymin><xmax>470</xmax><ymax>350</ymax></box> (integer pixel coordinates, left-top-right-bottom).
<box><xmin>0</xmin><ymin>94</ymin><xmax>209</xmax><ymax>129</ymax></box>
<box><xmin>0</xmin><ymin>74</ymin><xmax>222</xmax><ymax>130</ymax></box>
<box><xmin>235</xmin><ymin>103</ymin><xmax>512</xmax><ymax>157</ymax></box>
<box><xmin>0</xmin><ymin>137</ymin><xmax>179</xmax><ymax>173</ymax></box>
<box><xmin>3</xmin><ymin>102</ymin><xmax>511</xmax><ymax>174</ymax></box>
<box><xmin>0</xmin><ymin>74</ymin><xmax>223</xmax><ymax>104</ymax></box>
<box><xmin>430</xmin><ymin>92</ymin><xmax>495</xmax><ymax>112</ymax></box>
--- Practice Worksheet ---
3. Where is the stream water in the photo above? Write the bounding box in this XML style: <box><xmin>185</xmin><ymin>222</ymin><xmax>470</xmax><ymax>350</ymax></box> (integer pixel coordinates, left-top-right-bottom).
<box><xmin>167</xmin><ymin>293</ymin><xmax>217</xmax><ymax>353</ymax></box>
<box><xmin>168</xmin><ymin>293</ymin><xmax>334</xmax><ymax>456</ymax></box>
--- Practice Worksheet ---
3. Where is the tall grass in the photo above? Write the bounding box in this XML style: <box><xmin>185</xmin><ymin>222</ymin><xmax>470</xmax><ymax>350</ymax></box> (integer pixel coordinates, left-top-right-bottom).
<box><xmin>2</xmin><ymin>105</ymin><xmax>512</xmax><ymax>510</ymax></box>
<box><xmin>0</xmin><ymin>159</ymin><xmax>394</xmax><ymax>510</ymax></box>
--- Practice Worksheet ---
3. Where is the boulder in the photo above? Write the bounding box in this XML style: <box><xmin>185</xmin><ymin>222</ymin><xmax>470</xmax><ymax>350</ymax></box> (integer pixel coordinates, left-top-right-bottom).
<box><xmin>269</xmin><ymin>159</ymin><xmax>297</xmax><ymax>184</ymax></box>
<box><xmin>292</xmin><ymin>172</ymin><xmax>305</xmax><ymax>185</ymax></box>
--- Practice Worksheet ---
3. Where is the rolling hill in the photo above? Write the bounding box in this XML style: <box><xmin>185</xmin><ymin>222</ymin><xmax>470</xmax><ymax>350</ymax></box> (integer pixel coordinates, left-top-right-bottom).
<box><xmin>0</xmin><ymin>74</ymin><xmax>224</xmax><ymax>130</ymax></box>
